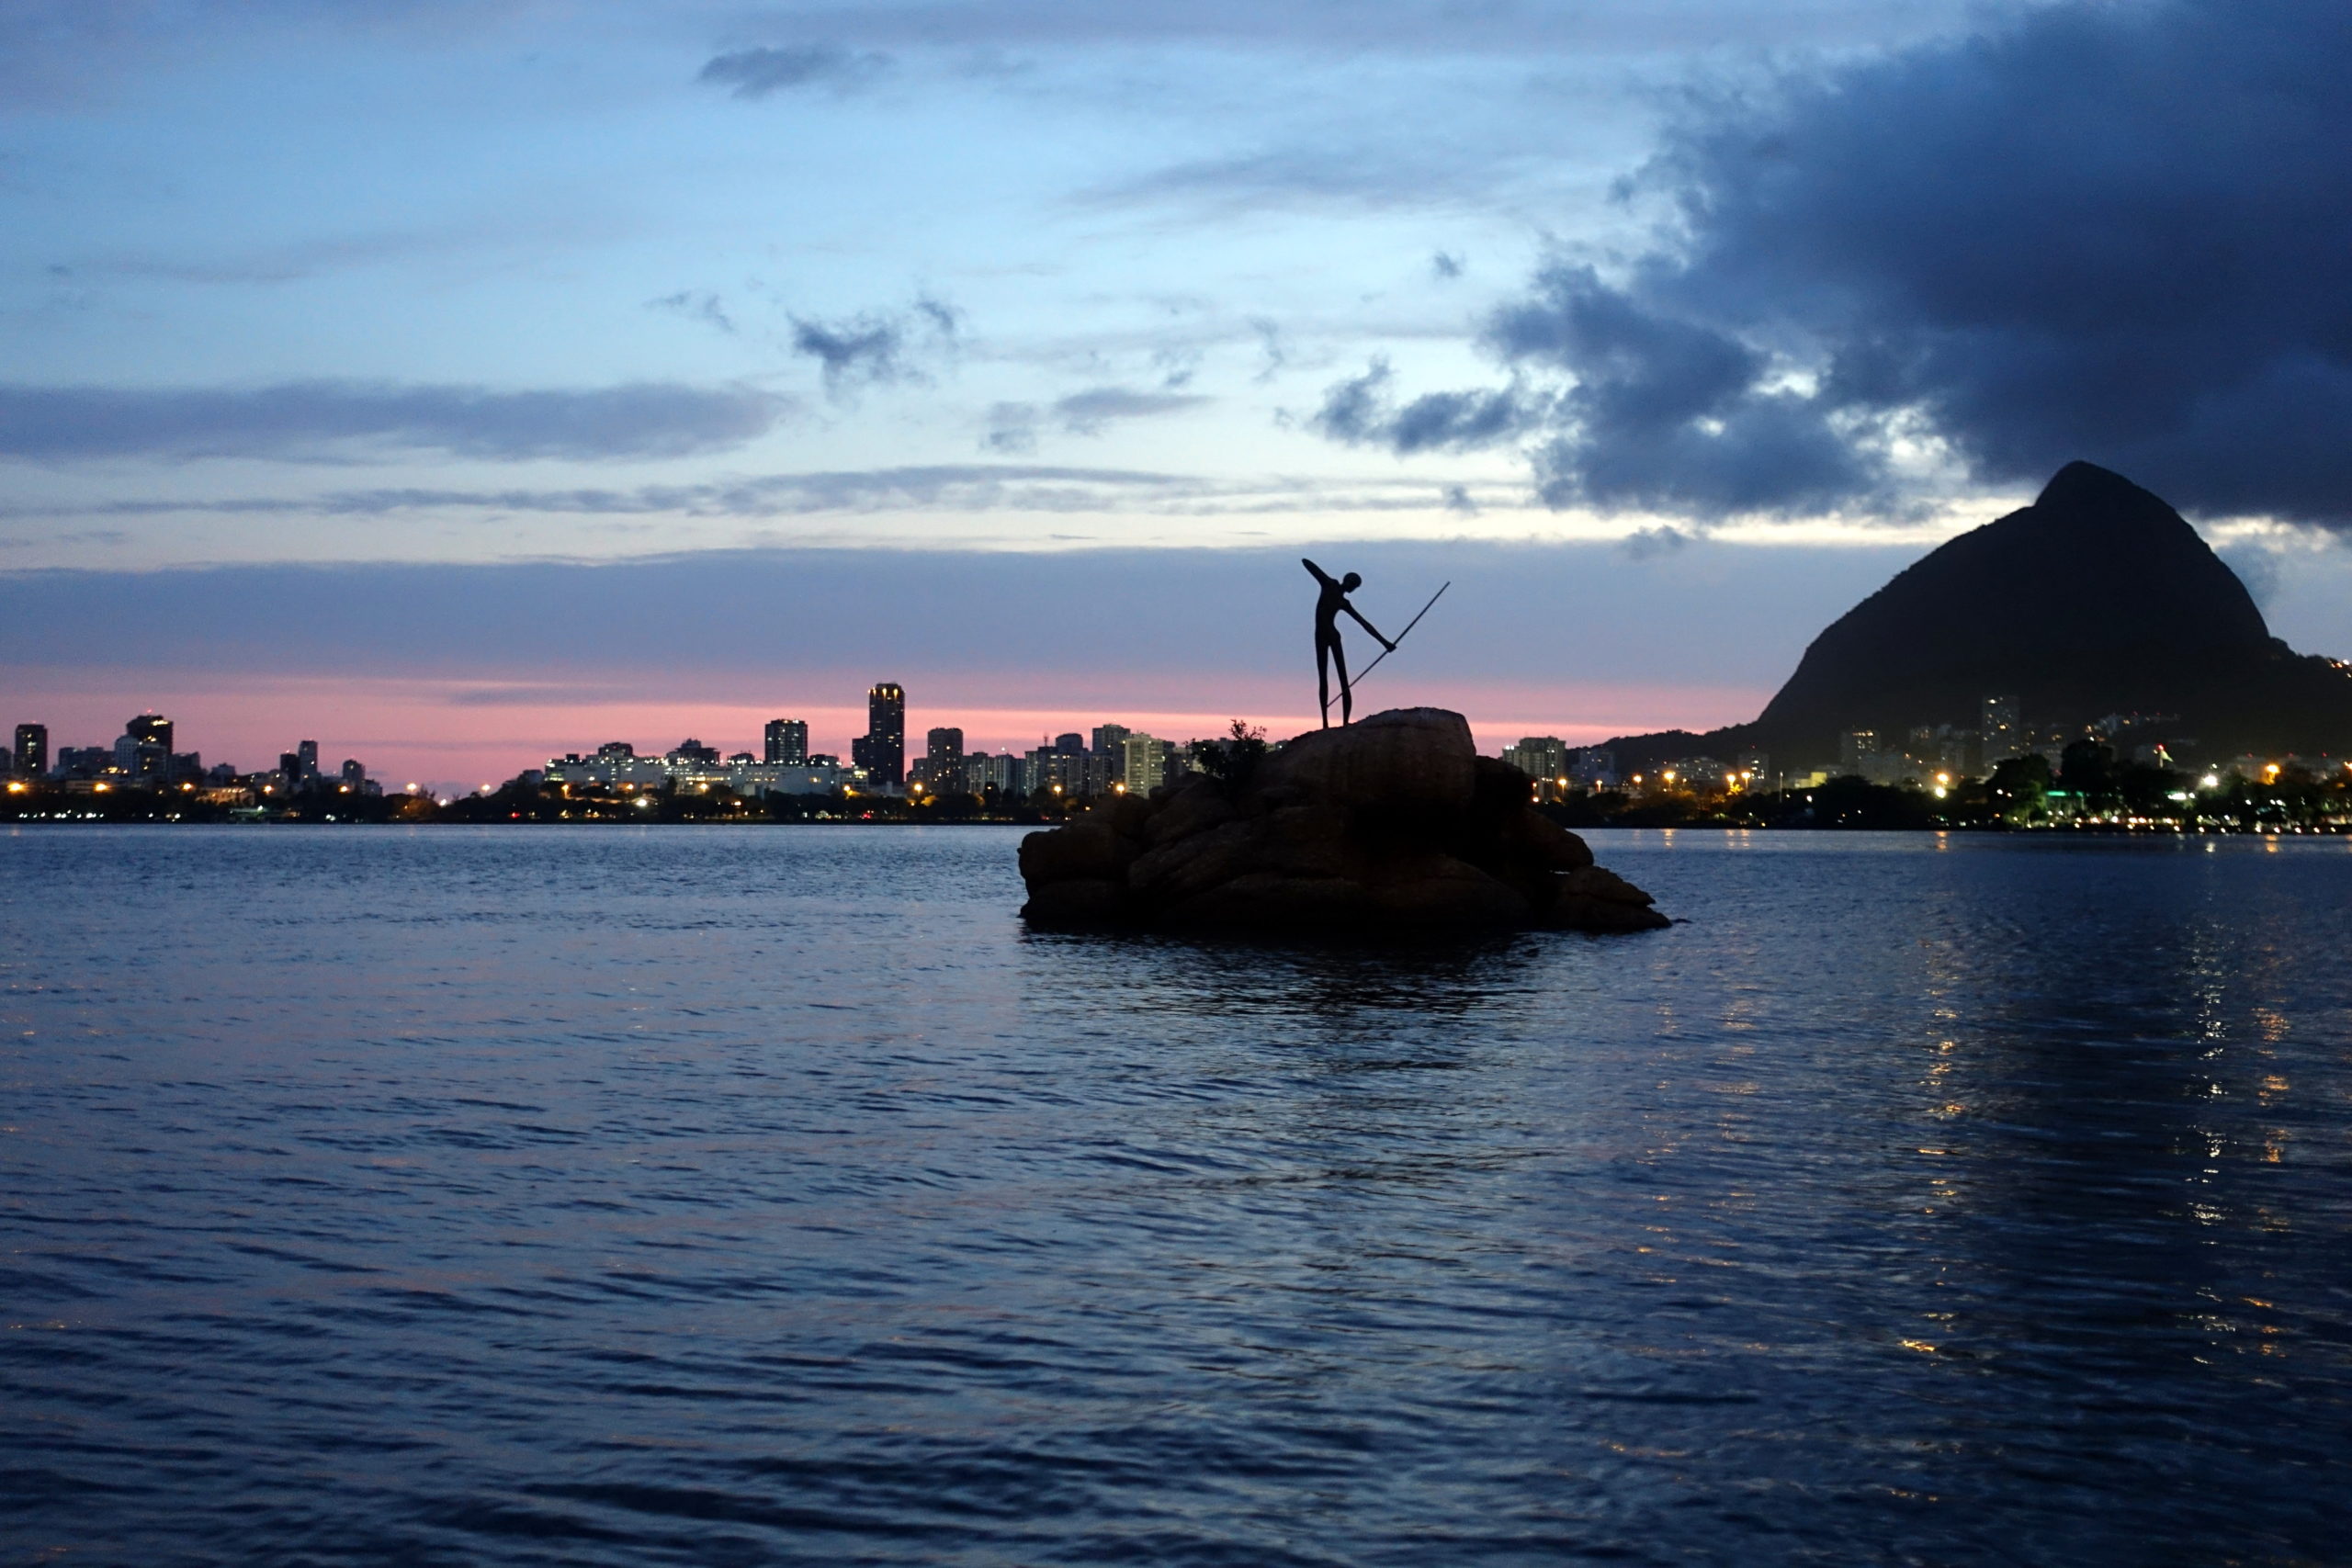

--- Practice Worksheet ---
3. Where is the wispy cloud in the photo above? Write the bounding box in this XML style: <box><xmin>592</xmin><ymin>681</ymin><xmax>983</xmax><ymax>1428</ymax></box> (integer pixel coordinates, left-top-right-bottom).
<box><xmin>1050</xmin><ymin>386</ymin><xmax>1208</xmax><ymax>434</ymax></box>
<box><xmin>1310</xmin><ymin>358</ymin><xmax>1544</xmax><ymax>455</ymax></box>
<box><xmin>787</xmin><ymin>295</ymin><xmax>961</xmax><ymax>397</ymax></box>
<box><xmin>12</xmin><ymin>464</ymin><xmax>1520</xmax><ymax>525</ymax></box>
<box><xmin>697</xmin><ymin>43</ymin><xmax>892</xmax><ymax>98</ymax></box>
<box><xmin>0</xmin><ymin>381</ymin><xmax>791</xmax><ymax>463</ymax></box>
<box><xmin>647</xmin><ymin>289</ymin><xmax>737</xmax><ymax>335</ymax></box>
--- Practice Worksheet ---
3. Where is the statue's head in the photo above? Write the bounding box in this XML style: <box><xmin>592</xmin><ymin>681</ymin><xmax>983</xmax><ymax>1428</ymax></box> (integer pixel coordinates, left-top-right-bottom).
<box><xmin>1341</xmin><ymin>571</ymin><xmax>1362</xmax><ymax>592</ymax></box>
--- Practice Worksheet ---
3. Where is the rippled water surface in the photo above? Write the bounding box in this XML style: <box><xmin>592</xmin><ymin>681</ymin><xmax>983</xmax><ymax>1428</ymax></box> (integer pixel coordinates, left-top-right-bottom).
<box><xmin>5</xmin><ymin>826</ymin><xmax>2350</xmax><ymax>1566</ymax></box>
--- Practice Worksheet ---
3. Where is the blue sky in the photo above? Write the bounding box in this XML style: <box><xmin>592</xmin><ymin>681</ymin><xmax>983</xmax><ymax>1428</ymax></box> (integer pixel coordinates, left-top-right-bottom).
<box><xmin>5</xmin><ymin>0</ymin><xmax>2349</xmax><ymax>784</ymax></box>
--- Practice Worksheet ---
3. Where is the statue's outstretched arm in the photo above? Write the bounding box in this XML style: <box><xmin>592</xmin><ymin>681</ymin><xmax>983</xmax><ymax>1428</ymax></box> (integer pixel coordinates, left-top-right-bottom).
<box><xmin>1302</xmin><ymin>558</ymin><xmax>1337</xmax><ymax>588</ymax></box>
<box><xmin>1345</xmin><ymin>604</ymin><xmax>1395</xmax><ymax>649</ymax></box>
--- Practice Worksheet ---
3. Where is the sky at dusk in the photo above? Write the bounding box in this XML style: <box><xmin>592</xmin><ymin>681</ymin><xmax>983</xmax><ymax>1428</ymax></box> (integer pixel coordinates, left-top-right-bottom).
<box><xmin>6</xmin><ymin>0</ymin><xmax>2352</xmax><ymax>789</ymax></box>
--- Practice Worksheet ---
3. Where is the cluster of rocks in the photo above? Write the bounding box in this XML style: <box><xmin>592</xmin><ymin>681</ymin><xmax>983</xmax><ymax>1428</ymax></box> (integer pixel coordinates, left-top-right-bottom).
<box><xmin>1018</xmin><ymin>707</ymin><xmax>1668</xmax><ymax>934</ymax></box>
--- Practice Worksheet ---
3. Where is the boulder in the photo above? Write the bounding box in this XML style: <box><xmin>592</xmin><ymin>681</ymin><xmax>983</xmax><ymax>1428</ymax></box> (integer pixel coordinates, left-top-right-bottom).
<box><xmin>1018</xmin><ymin>820</ymin><xmax>1133</xmax><ymax>887</ymax></box>
<box><xmin>1021</xmin><ymin>877</ymin><xmax>1127</xmax><ymax>926</ymax></box>
<box><xmin>1364</xmin><ymin>851</ymin><xmax>1530</xmax><ymax>926</ymax></box>
<box><xmin>1016</xmin><ymin>707</ymin><xmax>1669</xmax><ymax>935</ymax></box>
<box><xmin>1128</xmin><ymin>819</ymin><xmax>1260</xmax><ymax>902</ymax></box>
<box><xmin>1259</xmin><ymin>707</ymin><xmax>1476</xmax><ymax>812</ymax></box>
<box><xmin>1163</xmin><ymin>873</ymin><xmax>1372</xmax><ymax>929</ymax></box>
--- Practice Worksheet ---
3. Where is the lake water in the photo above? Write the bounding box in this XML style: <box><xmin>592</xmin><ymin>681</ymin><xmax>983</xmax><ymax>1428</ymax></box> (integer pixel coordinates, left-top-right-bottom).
<box><xmin>4</xmin><ymin>827</ymin><xmax>2349</xmax><ymax>1566</ymax></box>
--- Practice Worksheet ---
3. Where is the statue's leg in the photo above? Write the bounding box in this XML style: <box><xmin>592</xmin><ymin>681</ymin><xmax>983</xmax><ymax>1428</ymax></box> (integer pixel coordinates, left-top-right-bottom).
<box><xmin>1332</xmin><ymin>640</ymin><xmax>1352</xmax><ymax>725</ymax></box>
<box><xmin>1316</xmin><ymin>637</ymin><xmax>1332</xmax><ymax>727</ymax></box>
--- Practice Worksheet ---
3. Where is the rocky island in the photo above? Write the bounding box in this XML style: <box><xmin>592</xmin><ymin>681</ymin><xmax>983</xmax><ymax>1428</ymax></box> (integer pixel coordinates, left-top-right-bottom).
<box><xmin>1019</xmin><ymin>707</ymin><xmax>1668</xmax><ymax>933</ymax></box>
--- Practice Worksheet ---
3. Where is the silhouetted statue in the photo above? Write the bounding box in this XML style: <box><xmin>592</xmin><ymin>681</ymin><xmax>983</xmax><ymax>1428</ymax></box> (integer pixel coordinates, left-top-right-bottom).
<box><xmin>1303</xmin><ymin>558</ymin><xmax>1393</xmax><ymax>727</ymax></box>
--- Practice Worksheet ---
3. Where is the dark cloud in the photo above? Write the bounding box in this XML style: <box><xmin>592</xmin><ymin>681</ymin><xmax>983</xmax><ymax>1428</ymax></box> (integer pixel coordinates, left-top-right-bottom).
<box><xmin>1331</xmin><ymin>0</ymin><xmax>2352</xmax><ymax>525</ymax></box>
<box><xmin>787</xmin><ymin>295</ymin><xmax>959</xmax><ymax>396</ymax></box>
<box><xmin>1431</xmin><ymin>251</ymin><xmax>1464</xmax><ymax>280</ymax></box>
<box><xmin>1491</xmin><ymin>265</ymin><xmax>1883</xmax><ymax>513</ymax></box>
<box><xmin>0</xmin><ymin>381</ymin><xmax>788</xmax><ymax>463</ymax></box>
<box><xmin>1310</xmin><ymin>359</ymin><xmax>1544</xmax><ymax>456</ymax></box>
<box><xmin>696</xmin><ymin>43</ymin><xmax>891</xmax><ymax>98</ymax></box>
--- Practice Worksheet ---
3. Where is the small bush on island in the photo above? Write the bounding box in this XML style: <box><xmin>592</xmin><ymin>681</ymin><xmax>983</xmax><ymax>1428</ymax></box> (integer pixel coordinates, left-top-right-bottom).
<box><xmin>1187</xmin><ymin>720</ymin><xmax>1270</xmax><ymax>789</ymax></box>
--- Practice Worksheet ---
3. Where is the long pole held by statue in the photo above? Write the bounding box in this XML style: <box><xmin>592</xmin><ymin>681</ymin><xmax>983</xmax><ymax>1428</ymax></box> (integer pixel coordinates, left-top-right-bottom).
<box><xmin>1351</xmin><ymin>581</ymin><xmax>1450</xmax><ymax>692</ymax></box>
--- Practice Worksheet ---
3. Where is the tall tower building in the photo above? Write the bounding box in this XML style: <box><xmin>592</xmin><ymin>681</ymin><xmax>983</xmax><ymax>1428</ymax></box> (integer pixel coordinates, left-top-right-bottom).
<box><xmin>764</xmin><ymin>718</ymin><xmax>808</xmax><ymax>766</ymax></box>
<box><xmin>1121</xmin><ymin>733</ymin><xmax>1169</xmax><ymax>795</ymax></box>
<box><xmin>1839</xmin><ymin>729</ymin><xmax>1879</xmax><ymax>777</ymax></box>
<box><xmin>13</xmin><ymin>723</ymin><xmax>47</xmax><ymax>778</ymax></box>
<box><xmin>1981</xmin><ymin>695</ymin><xmax>2021</xmax><ymax>764</ymax></box>
<box><xmin>118</xmin><ymin>714</ymin><xmax>173</xmax><ymax>782</ymax></box>
<box><xmin>126</xmin><ymin>713</ymin><xmax>173</xmax><ymax>753</ymax></box>
<box><xmin>854</xmin><ymin>682</ymin><xmax>905</xmax><ymax>787</ymax></box>
<box><xmin>1091</xmin><ymin>724</ymin><xmax>1131</xmax><ymax>759</ymax></box>
<box><xmin>925</xmin><ymin>727</ymin><xmax>964</xmax><ymax>784</ymax></box>
<box><xmin>297</xmin><ymin>739</ymin><xmax>321</xmax><ymax>781</ymax></box>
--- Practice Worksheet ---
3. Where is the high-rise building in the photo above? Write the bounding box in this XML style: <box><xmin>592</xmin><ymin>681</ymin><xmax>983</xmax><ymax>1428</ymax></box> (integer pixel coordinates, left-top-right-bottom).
<box><xmin>297</xmin><ymin>739</ymin><xmax>320</xmax><ymax>781</ymax></box>
<box><xmin>1091</xmin><ymin>724</ymin><xmax>1131</xmax><ymax>760</ymax></box>
<box><xmin>764</xmin><ymin>719</ymin><xmax>808</xmax><ymax>766</ymax></box>
<box><xmin>114</xmin><ymin>713</ymin><xmax>174</xmax><ymax>783</ymax></box>
<box><xmin>1054</xmin><ymin>732</ymin><xmax>1084</xmax><ymax>756</ymax></box>
<box><xmin>127</xmin><ymin>713</ymin><xmax>172</xmax><ymax>753</ymax></box>
<box><xmin>12</xmin><ymin>724</ymin><xmax>45</xmax><ymax>778</ymax></box>
<box><xmin>853</xmin><ymin>682</ymin><xmax>906</xmax><ymax>787</ymax></box>
<box><xmin>1981</xmin><ymin>695</ymin><xmax>2022</xmax><ymax>764</ymax></box>
<box><xmin>923</xmin><ymin>728</ymin><xmax>965</xmax><ymax>794</ymax></box>
<box><xmin>1569</xmin><ymin>748</ymin><xmax>1619</xmax><ymax>789</ymax></box>
<box><xmin>1026</xmin><ymin>745</ymin><xmax>1077</xmax><ymax>795</ymax></box>
<box><xmin>341</xmin><ymin>759</ymin><xmax>366</xmax><ymax>788</ymax></box>
<box><xmin>966</xmin><ymin>752</ymin><xmax>1023</xmax><ymax>796</ymax></box>
<box><xmin>1120</xmin><ymin>733</ymin><xmax>1170</xmax><ymax>795</ymax></box>
<box><xmin>1502</xmin><ymin>737</ymin><xmax>1567</xmax><ymax>788</ymax></box>
<box><xmin>1838</xmin><ymin>729</ymin><xmax>1879</xmax><ymax>777</ymax></box>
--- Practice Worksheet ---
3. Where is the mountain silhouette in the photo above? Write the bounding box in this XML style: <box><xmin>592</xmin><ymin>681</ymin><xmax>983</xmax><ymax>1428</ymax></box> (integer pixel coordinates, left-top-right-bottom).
<box><xmin>1607</xmin><ymin>462</ymin><xmax>2352</xmax><ymax>771</ymax></box>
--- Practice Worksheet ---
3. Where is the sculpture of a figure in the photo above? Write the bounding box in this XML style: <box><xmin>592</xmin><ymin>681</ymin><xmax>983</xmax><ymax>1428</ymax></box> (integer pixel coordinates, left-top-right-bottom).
<box><xmin>1303</xmin><ymin>558</ymin><xmax>1394</xmax><ymax>727</ymax></box>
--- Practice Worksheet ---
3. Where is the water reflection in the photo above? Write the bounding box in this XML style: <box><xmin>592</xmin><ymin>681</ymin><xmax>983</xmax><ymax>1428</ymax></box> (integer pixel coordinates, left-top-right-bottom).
<box><xmin>3</xmin><ymin>829</ymin><xmax>2349</xmax><ymax>1565</ymax></box>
